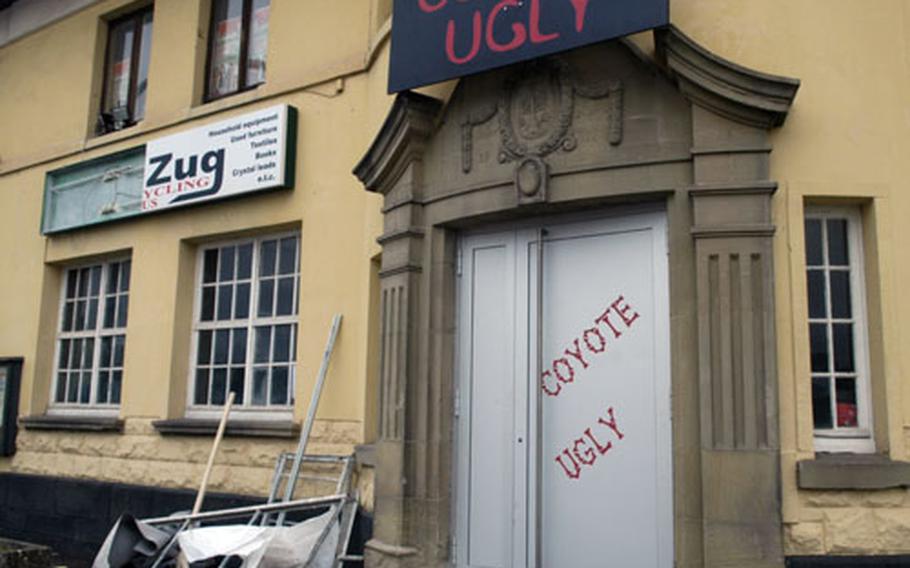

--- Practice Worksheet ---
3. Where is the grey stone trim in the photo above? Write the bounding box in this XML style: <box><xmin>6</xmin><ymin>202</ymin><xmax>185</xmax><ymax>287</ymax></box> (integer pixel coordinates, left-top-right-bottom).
<box><xmin>353</xmin><ymin>92</ymin><xmax>442</xmax><ymax>195</ymax></box>
<box><xmin>655</xmin><ymin>25</ymin><xmax>800</xmax><ymax>128</ymax></box>
<box><xmin>152</xmin><ymin>418</ymin><xmax>299</xmax><ymax>438</ymax></box>
<box><xmin>376</xmin><ymin>228</ymin><xmax>426</xmax><ymax>245</ymax></box>
<box><xmin>798</xmin><ymin>455</ymin><xmax>910</xmax><ymax>490</ymax></box>
<box><xmin>691</xmin><ymin>224</ymin><xmax>777</xmax><ymax>238</ymax></box>
<box><xmin>20</xmin><ymin>414</ymin><xmax>123</xmax><ymax>432</ymax></box>
<box><xmin>378</xmin><ymin>264</ymin><xmax>423</xmax><ymax>278</ymax></box>
<box><xmin>687</xmin><ymin>181</ymin><xmax>779</xmax><ymax>196</ymax></box>
<box><xmin>355</xmin><ymin>443</ymin><xmax>376</xmax><ymax>468</ymax></box>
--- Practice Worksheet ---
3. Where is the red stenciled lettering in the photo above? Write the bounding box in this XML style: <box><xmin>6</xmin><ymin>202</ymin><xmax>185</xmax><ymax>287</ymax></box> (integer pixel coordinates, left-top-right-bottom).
<box><xmin>611</xmin><ymin>295</ymin><xmax>640</xmax><ymax>327</ymax></box>
<box><xmin>529</xmin><ymin>0</ymin><xmax>559</xmax><ymax>43</ymax></box>
<box><xmin>595</xmin><ymin>306</ymin><xmax>623</xmax><ymax>339</ymax></box>
<box><xmin>418</xmin><ymin>0</ymin><xmax>447</xmax><ymax>13</ymax></box>
<box><xmin>553</xmin><ymin>357</ymin><xmax>575</xmax><ymax>384</ymax></box>
<box><xmin>598</xmin><ymin>407</ymin><xmax>625</xmax><ymax>441</ymax></box>
<box><xmin>569</xmin><ymin>0</ymin><xmax>590</xmax><ymax>32</ymax></box>
<box><xmin>564</xmin><ymin>338</ymin><xmax>590</xmax><ymax>369</ymax></box>
<box><xmin>582</xmin><ymin>326</ymin><xmax>606</xmax><ymax>354</ymax></box>
<box><xmin>445</xmin><ymin>11</ymin><xmax>482</xmax><ymax>64</ymax></box>
<box><xmin>485</xmin><ymin>0</ymin><xmax>527</xmax><ymax>53</ymax></box>
<box><xmin>573</xmin><ymin>437</ymin><xmax>597</xmax><ymax>465</ymax></box>
<box><xmin>540</xmin><ymin>369</ymin><xmax>562</xmax><ymax>397</ymax></box>
<box><xmin>555</xmin><ymin>449</ymin><xmax>581</xmax><ymax>480</ymax></box>
<box><xmin>584</xmin><ymin>427</ymin><xmax>613</xmax><ymax>455</ymax></box>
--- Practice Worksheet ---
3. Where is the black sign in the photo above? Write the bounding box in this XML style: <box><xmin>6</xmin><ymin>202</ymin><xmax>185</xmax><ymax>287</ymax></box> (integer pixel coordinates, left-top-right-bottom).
<box><xmin>389</xmin><ymin>0</ymin><xmax>669</xmax><ymax>93</ymax></box>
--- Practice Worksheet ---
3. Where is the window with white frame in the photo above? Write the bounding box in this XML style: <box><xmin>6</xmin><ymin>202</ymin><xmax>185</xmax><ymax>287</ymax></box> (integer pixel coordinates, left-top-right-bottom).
<box><xmin>190</xmin><ymin>233</ymin><xmax>299</xmax><ymax>414</ymax></box>
<box><xmin>53</xmin><ymin>259</ymin><xmax>131</xmax><ymax>410</ymax></box>
<box><xmin>804</xmin><ymin>206</ymin><xmax>874</xmax><ymax>452</ymax></box>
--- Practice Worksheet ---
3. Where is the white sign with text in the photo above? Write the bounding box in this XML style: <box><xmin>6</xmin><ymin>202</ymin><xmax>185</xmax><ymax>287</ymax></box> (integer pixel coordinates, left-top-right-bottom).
<box><xmin>142</xmin><ymin>104</ymin><xmax>292</xmax><ymax>212</ymax></box>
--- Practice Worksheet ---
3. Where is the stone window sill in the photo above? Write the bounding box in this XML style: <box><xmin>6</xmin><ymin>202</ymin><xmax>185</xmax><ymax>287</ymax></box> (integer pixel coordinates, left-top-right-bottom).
<box><xmin>152</xmin><ymin>418</ymin><xmax>299</xmax><ymax>438</ymax></box>
<box><xmin>797</xmin><ymin>453</ymin><xmax>910</xmax><ymax>490</ymax></box>
<box><xmin>20</xmin><ymin>415</ymin><xmax>123</xmax><ymax>432</ymax></box>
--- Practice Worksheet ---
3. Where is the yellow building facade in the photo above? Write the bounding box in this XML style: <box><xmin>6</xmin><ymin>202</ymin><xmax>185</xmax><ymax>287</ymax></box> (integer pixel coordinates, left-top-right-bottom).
<box><xmin>1</xmin><ymin>0</ymin><xmax>909</xmax><ymax>566</ymax></box>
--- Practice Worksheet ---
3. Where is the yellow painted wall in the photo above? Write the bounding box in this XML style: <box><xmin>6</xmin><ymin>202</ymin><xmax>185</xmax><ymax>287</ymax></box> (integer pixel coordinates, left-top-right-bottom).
<box><xmin>0</xmin><ymin>0</ymin><xmax>391</xmax><ymax>500</ymax></box>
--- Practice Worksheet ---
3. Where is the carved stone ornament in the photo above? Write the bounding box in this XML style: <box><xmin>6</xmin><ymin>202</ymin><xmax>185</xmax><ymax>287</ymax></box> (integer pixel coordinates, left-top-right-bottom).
<box><xmin>459</xmin><ymin>57</ymin><xmax>624</xmax><ymax>205</ymax></box>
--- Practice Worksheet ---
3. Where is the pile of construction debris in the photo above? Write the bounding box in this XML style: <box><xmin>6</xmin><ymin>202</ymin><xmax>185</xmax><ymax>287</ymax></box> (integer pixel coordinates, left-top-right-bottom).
<box><xmin>92</xmin><ymin>316</ymin><xmax>361</xmax><ymax>568</ymax></box>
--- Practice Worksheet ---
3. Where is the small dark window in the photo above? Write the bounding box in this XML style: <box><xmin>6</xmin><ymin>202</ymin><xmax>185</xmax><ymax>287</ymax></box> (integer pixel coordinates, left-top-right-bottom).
<box><xmin>98</xmin><ymin>7</ymin><xmax>154</xmax><ymax>134</ymax></box>
<box><xmin>205</xmin><ymin>0</ymin><xmax>270</xmax><ymax>102</ymax></box>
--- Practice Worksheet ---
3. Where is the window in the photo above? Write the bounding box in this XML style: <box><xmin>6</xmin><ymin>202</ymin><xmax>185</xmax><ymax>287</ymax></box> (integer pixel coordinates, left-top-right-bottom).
<box><xmin>98</xmin><ymin>7</ymin><xmax>154</xmax><ymax>133</ymax></box>
<box><xmin>190</xmin><ymin>233</ymin><xmax>299</xmax><ymax>414</ymax></box>
<box><xmin>805</xmin><ymin>207</ymin><xmax>873</xmax><ymax>452</ymax></box>
<box><xmin>52</xmin><ymin>259</ymin><xmax>131</xmax><ymax>410</ymax></box>
<box><xmin>205</xmin><ymin>0</ymin><xmax>270</xmax><ymax>101</ymax></box>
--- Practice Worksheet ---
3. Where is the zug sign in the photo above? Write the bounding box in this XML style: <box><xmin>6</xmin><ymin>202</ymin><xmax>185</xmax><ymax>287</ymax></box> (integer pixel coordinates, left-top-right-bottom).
<box><xmin>389</xmin><ymin>0</ymin><xmax>669</xmax><ymax>93</ymax></box>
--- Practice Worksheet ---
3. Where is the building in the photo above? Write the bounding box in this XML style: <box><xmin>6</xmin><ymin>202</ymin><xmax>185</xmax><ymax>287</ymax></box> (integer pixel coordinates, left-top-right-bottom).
<box><xmin>1</xmin><ymin>1</ymin><xmax>910</xmax><ymax>566</ymax></box>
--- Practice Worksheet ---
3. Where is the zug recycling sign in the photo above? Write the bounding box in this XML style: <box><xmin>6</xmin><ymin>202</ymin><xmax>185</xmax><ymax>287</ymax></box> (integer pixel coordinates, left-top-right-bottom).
<box><xmin>142</xmin><ymin>104</ymin><xmax>295</xmax><ymax>213</ymax></box>
<box><xmin>388</xmin><ymin>0</ymin><xmax>669</xmax><ymax>93</ymax></box>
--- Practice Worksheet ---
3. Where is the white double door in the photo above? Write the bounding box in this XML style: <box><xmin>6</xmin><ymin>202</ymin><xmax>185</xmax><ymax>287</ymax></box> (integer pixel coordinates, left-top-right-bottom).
<box><xmin>455</xmin><ymin>210</ymin><xmax>673</xmax><ymax>568</ymax></box>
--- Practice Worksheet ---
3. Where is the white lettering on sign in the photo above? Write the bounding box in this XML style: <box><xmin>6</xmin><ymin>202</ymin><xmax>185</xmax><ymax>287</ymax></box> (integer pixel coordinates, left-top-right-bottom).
<box><xmin>540</xmin><ymin>295</ymin><xmax>640</xmax><ymax>397</ymax></box>
<box><xmin>141</xmin><ymin>105</ymin><xmax>292</xmax><ymax>212</ymax></box>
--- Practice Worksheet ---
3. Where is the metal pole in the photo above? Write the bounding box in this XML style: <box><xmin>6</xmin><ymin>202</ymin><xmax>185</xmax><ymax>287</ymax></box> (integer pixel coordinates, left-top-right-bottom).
<box><xmin>143</xmin><ymin>494</ymin><xmax>347</xmax><ymax>525</ymax></box>
<box><xmin>276</xmin><ymin>314</ymin><xmax>343</xmax><ymax>525</ymax></box>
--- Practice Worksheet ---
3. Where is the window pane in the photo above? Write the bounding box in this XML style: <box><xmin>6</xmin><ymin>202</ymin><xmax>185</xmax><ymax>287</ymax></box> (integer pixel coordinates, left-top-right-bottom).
<box><xmin>836</xmin><ymin>378</ymin><xmax>858</xmax><ymax>428</ymax></box>
<box><xmin>195</xmin><ymin>369</ymin><xmax>210</xmax><ymax>405</ymax></box>
<box><xmin>204</xmin><ymin>249</ymin><xmax>219</xmax><ymax>283</ymax></box>
<box><xmin>71</xmin><ymin>339</ymin><xmax>83</xmax><ymax>371</ymax></box>
<box><xmin>270</xmin><ymin>366</ymin><xmax>288</xmax><ymax>405</ymax></box>
<box><xmin>806</xmin><ymin>270</ymin><xmax>826</xmax><ymax>319</ymax></box>
<box><xmin>830</xmin><ymin>270</ymin><xmax>852</xmax><ymax>319</ymax></box>
<box><xmin>66</xmin><ymin>270</ymin><xmax>78</xmax><ymax>298</ymax></box>
<box><xmin>104</xmin><ymin>296</ymin><xmax>117</xmax><ymax>328</ymax></box>
<box><xmin>812</xmin><ymin>376</ymin><xmax>833</xmax><ymax>429</ymax></box>
<box><xmin>87</xmin><ymin>299</ymin><xmax>99</xmax><ymax>330</ymax></box>
<box><xmin>58</xmin><ymin>339</ymin><xmax>70</xmax><ymax>369</ymax></box>
<box><xmin>108</xmin><ymin>263</ymin><xmax>120</xmax><ymax>294</ymax></box>
<box><xmin>98</xmin><ymin>371</ymin><xmax>110</xmax><ymax>404</ymax></box>
<box><xmin>201</xmin><ymin>287</ymin><xmax>216</xmax><ymax>321</ymax></box>
<box><xmin>237</xmin><ymin>243</ymin><xmax>253</xmax><ymax>280</ymax></box>
<box><xmin>79</xmin><ymin>268</ymin><xmax>90</xmax><ymax>296</ymax></box>
<box><xmin>83</xmin><ymin>339</ymin><xmax>95</xmax><ymax>369</ymax></box>
<box><xmin>255</xmin><ymin>326</ymin><xmax>271</xmax><ymax>363</ymax></box>
<box><xmin>810</xmin><ymin>324</ymin><xmax>828</xmax><ymax>373</ymax></box>
<box><xmin>114</xmin><ymin>335</ymin><xmax>125</xmax><ymax>367</ymax></box>
<box><xmin>232</xmin><ymin>328</ymin><xmax>247</xmax><ymax>364</ymax></box>
<box><xmin>805</xmin><ymin>219</ymin><xmax>823</xmax><ymax>266</ymax></box>
<box><xmin>258</xmin><ymin>279</ymin><xmax>274</xmax><ymax>317</ymax></box>
<box><xmin>197</xmin><ymin>330</ymin><xmax>213</xmax><ymax>365</ymax></box>
<box><xmin>133</xmin><ymin>10</ymin><xmax>153</xmax><ymax>121</ymax></box>
<box><xmin>278</xmin><ymin>237</ymin><xmax>296</xmax><ymax>275</ymax></box>
<box><xmin>212</xmin><ymin>368</ymin><xmax>228</xmax><ymax>405</ymax></box>
<box><xmin>80</xmin><ymin>372</ymin><xmax>91</xmax><ymax>403</ymax></box>
<box><xmin>833</xmin><ymin>323</ymin><xmax>855</xmax><ymax>373</ymax></box>
<box><xmin>273</xmin><ymin>324</ymin><xmax>291</xmax><ymax>362</ymax></box>
<box><xmin>91</xmin><ymin>266</ymin><xmax>103</xmax><ymax>296</ymax></box>
<box><xmin>235</xmin><ymin>283</ymin><xmax>251</xmax><ymax>319</ymax></box>
<box><xmin>217</xmin><ymin>284</ymin><xmax>233</xmax><ymax>320</ymax></box>
<box><xmin>214</xmin><ymin>329</ymin><xmax>230</xmax><ymax>364</ymax></box>
<box><xmin>101</xmin><ymin>336</ymin><xmax>113</xmax><ymax>368</ymax></box>
<box><xmin>104</xmin><ymin>19</ymin><xmax>134</xmax><ymax>113</ymax></box>
<box><xmin>67</xmin><ymin>374</ymin><xmax>79</xmax><ymax>403</ymax></box>
<box><xmin>230</xmin><ymin>368</ymin><xmax>245</xmax><ymax>404</ymax></box>
<box><xmin>219</xmin><ymin>246</ymin><xmax>236</xmax><ymax>282</ymax></box>
<box><xmin>121</xmin><ymin>261</ymin><xmax>131</xmax><ymax>292</ymax></box>
<box><xmin>117</xmin><ymin>295</ymin><xmax>129</xmax><ymax>328</ymax></box>
<box><xmin>208</xmin><ymin>0</ymin><xmax>244</xmax><ymax>99</ymax></box>
<box><xmin>56</xmin><ymin>373</ymin><xmax>67</xmax><ymax>403</ymax></box>
<box><xmin>63</xmin><ymin>302</ymin><xmax>74</xmax><ymax>332</ymax></box>
<box><xmin>246</xmin><ymin>0</ymin><xmax>270</xmax><ymax>87</ymax></box>
<box><xmin>75</xmin><ymin>300</ymin><xmax>86</xmax><ymax>331</ymax></box>
<box><xmin>276</xmin><ymin>277</ymin><xmax>294</xmax><ymax>316</ymax></box>
<box><xmin>827</xmin><ymin>219</ymin><xmax>849</xmax><ymax>266</ymax></box>
<box><xmin>252</xmin><ymin>367</ymin><xmax>268</xmax><ymax>405</ymax></box>
<box><xmin>260</xmin><ymin>240</ymin><xmax>277</xmax><ymax>276</ymax></box>
<box><xmin>111</xmin><ymin>371</ymin><xmax>122</xmax><ymax>404</ymax></box>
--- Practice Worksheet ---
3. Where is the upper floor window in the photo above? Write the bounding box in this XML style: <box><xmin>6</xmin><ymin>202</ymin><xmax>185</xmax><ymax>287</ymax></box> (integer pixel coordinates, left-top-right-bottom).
<box><xmin>805</xmin><ymin>206</ymin><xmax>874</xmax><ymax>453</ymax></box>
<box><xmin>99</xmin><ymin>7</ymin><xmax>154</xmax><ymax>133</ymax></box>
<box><xmin>190</xmin><ymin>233</ymin><xmax>299</xmax><ymax>415</ymax></box>
<box><xmin>53</xmin><ymin>259</ymin><xmax>131</xmax><ymax>410</ymax></box>
<box><xmin>205</xmin><ymin>0</ymin><xmax>270</xmax><ymax>102</ymax></box>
